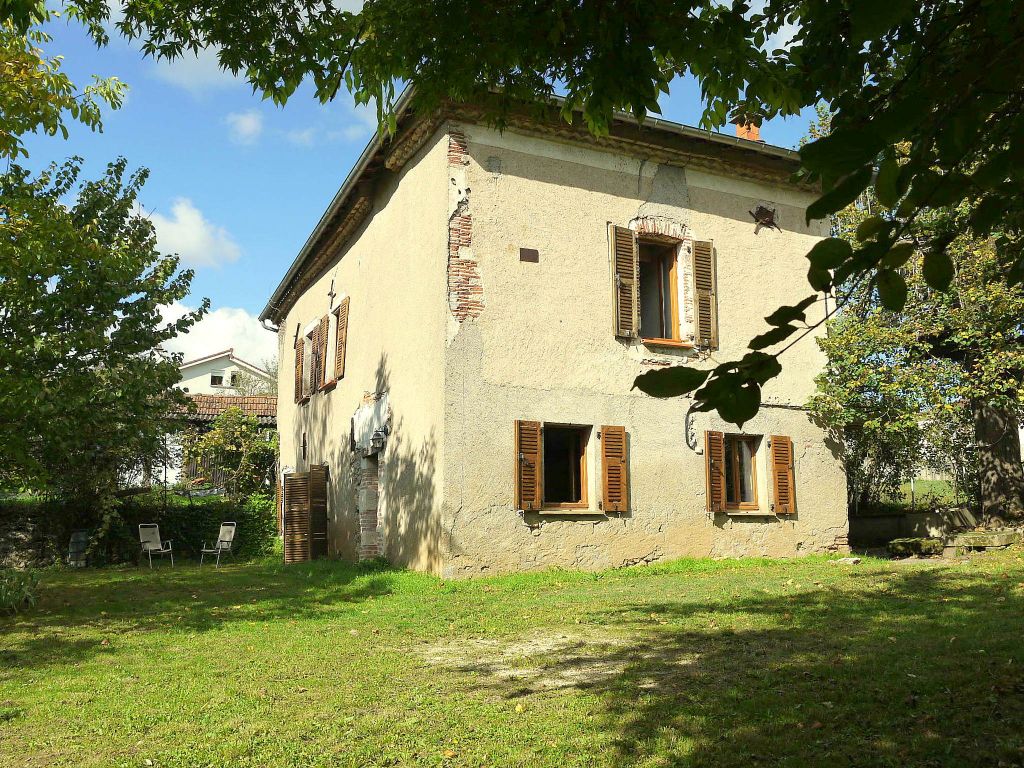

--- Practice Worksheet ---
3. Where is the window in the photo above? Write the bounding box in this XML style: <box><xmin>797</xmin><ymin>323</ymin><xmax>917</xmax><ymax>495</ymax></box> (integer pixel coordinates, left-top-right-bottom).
<box><xmin>542</xmin><ymin>425</ymin><xmax>590</xmax><ymax>508</ymax></box>
<box><xmin>230</xmin><ymin>372</ymin><xmax>240</xmax><ymax>387</ymax></box>
<box><xmin>724</xmin><ymin>435</ymin><xmax>759</xmax><ymax>509</ymax></box>
<box><xmin>210</xmin><ymin>370</ymin><xmax>225</xmax><ymax>387</ymax></box>
<box><xmin>515</xmin><ymin>421</ymin><xmax>629</xmax><ymax>514</ymax></box>
<box><xmin>638</xmin><ymin>240</ymin><xmax>680</xmax><ymax>342</ymax></box>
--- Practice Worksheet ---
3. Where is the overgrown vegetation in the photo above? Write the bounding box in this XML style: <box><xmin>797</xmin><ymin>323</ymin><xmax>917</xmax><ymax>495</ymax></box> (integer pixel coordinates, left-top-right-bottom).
<box><xmin>2</xmin><ymin>550</ymin><xmax>1023</xmax><ymax>766</ymax></box>
<box><xmin>0</xmin><ymin>568</ymin><xmax>37</xmax><ymax>614</ymax></box>
<box><xmin>183</xmin><ymin>408</ymin><xmax>278</xmax><ymax>500</ymax></box>
<box><xmin>0</xmin><ymin>492</ymin><xmax>277</xmax><ymax>567</ymax></box>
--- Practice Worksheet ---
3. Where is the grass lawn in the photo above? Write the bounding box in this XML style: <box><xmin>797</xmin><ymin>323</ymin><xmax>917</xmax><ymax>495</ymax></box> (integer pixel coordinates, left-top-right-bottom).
<box><xmin>2</xmin><ymin>550</ymin><xmax>1024</xmax><ymax>768</ymax></box>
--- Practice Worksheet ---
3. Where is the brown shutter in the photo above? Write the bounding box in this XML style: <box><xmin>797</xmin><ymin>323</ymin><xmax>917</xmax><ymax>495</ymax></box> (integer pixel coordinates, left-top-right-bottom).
<box><xmin>293</xmin><ymin>336</ymin><xmax>304</xmax><ymax>403</ymax></box>
<box><xmin>705</xmin><ymin>430</ymin><xmax>726</xmax><ymax>512</ymax></box>
<box><xmin>335</xmin><ymin>297</ymin><xmax>350</xmax><ymax>380</ymax></box>
<box><xmin>283</xmin><ymin>472</ymin><xmax>311</xmax><ymax>563</ymax></box>
<box><xmin>692</xmin><ymin>240</ymin><xmax>719</xmax><ymax>348</ymax></box>
<box><xmin>316</xmin><ymin>315</ymin><xmax>329</xmax><ymax>390</ymax></box>
<box><xmin>770</xmin><ymin>435</ymin><xmax>796</xmax><ymax>514</ymax></box>
<box><xmin>514</xmin><ymin>420</ymin><xmax>542</xmax><ymax>511</ymax></box>
<box><xmin>600</xmin><ymin>425</ymin><xmax>629</xmax><ymax>513</ymax></box>
<box><xmin>309</xmin><ymin>464</ymin><xmax>329</xmax><ymax>557</ymax></box>
<box><xmin>610</xmin><ymin>224</ymin><xmax>639</xmax><ymax>338</ymax></box>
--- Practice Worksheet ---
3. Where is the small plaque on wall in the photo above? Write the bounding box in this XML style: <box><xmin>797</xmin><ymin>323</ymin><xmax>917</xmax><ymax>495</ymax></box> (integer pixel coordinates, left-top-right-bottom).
<box><xmin>519</xmin><ymin>248</ymin><xmax>539</xmax><ymax>263</ymax></box>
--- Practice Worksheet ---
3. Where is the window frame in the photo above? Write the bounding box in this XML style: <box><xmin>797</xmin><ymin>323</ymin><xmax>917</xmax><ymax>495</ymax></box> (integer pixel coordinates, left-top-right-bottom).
<box><xmin>637</xmin><ymin>235</ymin><xmax>685</xmax><ymax>348</ymax></box>
<box><xmin>210</xmin><ymin>370</ymin><xmax>226</xmax><ymax>387</ymax></box>
<box><xmin>541</xmin><ymin>423</ymin><xmax>591</xmax><ymax>511</ymax></box>
<box><xmin>724</xmin><ymin>434</ymin><xmax>759</xmax><ymax>511</ymax></box>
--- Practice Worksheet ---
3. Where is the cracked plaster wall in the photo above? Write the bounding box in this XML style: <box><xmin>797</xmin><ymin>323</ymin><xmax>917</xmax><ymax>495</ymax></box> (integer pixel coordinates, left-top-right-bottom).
<box><xmin>439</xmin><ymin>123</ymin><xmax>848</xmax><ymax>577</ymax></box>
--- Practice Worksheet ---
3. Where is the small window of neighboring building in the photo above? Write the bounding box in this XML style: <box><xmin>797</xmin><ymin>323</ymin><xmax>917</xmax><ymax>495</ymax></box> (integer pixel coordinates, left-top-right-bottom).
<box><xmin>210</xmin><ymin>370</ymin><xmax>225</xmax><ymax>387</ymax></box>
<box><xmin>230</xmin><ymin>371</ymin><xmax>240</xmax><ymax>387</ymax></box>
<box><xmin>543</xmin><ymin>425</ymin><xmax>590</xmax><ymax>508</ymax></box>
<box><xmin>637</xmin><ymin>239</ymin><xmax>680</xmax><ymax>343</ymax></box>
<box><xmin>724</xmin><ymin>434</ymin><xmax>759</xmax><ymax>510</ymax></box>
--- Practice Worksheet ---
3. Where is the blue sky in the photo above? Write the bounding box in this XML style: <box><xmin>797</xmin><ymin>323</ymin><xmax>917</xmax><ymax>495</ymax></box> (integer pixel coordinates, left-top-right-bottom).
<box><xmin>22</xmin><ymin>15</ymin><xmax>815</xmax><ymax>365</ymax></box>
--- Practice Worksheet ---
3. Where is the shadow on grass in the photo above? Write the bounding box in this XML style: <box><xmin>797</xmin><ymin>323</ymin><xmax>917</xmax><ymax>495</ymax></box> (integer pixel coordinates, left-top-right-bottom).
<box><xmin>0</xmin><ymin>558</ymin><xmax>398</xmax><ymax>671</ymax></box>
<box><xmin>445</xmin><ymin>565</ymin><xmax>1024</xmax><ymax>767</ymax></box>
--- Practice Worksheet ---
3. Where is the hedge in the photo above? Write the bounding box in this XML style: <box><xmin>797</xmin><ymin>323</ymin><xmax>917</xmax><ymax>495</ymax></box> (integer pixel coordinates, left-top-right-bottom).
<box><xmin>0</xmin><ymin>491</ymin><xmax>278</xmax><ymax>567</ymax></box>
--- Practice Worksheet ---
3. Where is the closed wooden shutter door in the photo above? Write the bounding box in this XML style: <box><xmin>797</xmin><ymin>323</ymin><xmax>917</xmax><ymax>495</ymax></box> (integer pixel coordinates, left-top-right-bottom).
<box><xmin>335</xmin><ymin>297</ymin><xmax>350</xmax><ymax>380</ymax></box>
<box><xmin>294</xmin><ymin>337</ymin><xmax>304</xmax><ymax>403</ymax></box>
<box><xmin>309</xmin><ymin>464</ymin><xmax>330</xmax><ymax>557</ymax></box>
<box><xmin>514</xmin><ymin>420</ymin><xmax>542</xmax><ymax>511</ymax></box>
<box><xmin>770</xmin><ymin>435</ymin><xmax>796</xmax><ymax>514</ymax></box>
<box><xmin>316</xmin><ymin>315</ymin><xmax>329</xmax><ymax>390</ymax></box>
<box><xmin>705</xmin><ymin>430</ymin><xmax>726</xmax><ymax>512</ymax></box>
<box><xmin>283</xmin><ymin>472</ymin><xmax>311</xmax><ymax>563</ymax></box>
<box><xmin>692</xmin><ymin>240</ymin><xmax>719</xmax><ymax>348</ymax></box>
<box><xmin>601</xmin><ymin>425</ymin><xmax>629</xmax><ymax>513</ymax></box>
<box><xmin>610</xmin><ymin>224</ymin><xmax>639</xmax><ymax>338</ymax></box>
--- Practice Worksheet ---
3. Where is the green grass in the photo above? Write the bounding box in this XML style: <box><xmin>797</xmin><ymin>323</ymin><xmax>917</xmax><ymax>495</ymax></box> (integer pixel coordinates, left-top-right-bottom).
<box><xmin>2</xmin><ymin>550</ymin><xmax>1024</xmax><ymax>767</ymax></box>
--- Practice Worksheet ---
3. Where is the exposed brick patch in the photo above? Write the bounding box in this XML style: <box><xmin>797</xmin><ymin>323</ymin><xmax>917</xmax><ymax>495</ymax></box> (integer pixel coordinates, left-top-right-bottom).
<box><xmin>628</xmin><ymin>216</ymin><xmax>694</xmax><ymax>331</ymax></box>
<box><xmin>357</xmin><ymin>456</ymin><xmax>381</xmax><ymax>561</ymax></box>
<box><xmin>629</xmin><ymin>215</ymin><xmax>687</xmax><ymax>241</ymax></box>
<box><xmin>447</xmin><ymin>128</ymin><xmax>483</xmax><ymax>322</ymax></box>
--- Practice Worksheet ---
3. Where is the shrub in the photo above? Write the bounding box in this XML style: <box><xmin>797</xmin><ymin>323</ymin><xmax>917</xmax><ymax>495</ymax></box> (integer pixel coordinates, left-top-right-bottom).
<box><xmin>0</xmin><ymin>569</ymin><xmax>39</xmax><ymax>614</ymax></box>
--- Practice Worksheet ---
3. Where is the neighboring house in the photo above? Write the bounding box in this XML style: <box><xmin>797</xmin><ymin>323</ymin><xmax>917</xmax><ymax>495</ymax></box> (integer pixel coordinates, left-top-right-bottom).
<box><xmin>177</xmin><ymin>349</ymin><xmax>271</xmax><ymax>395</ymax></box>
<box><xmin>160</xmin><ymin>394</ymin><xmax>278</xmax><ymax>486</ymax></box>
<box><xmin>260</xmin><ymin>93</ymin><xmax>849</xmax><ymax>577</ymax></box>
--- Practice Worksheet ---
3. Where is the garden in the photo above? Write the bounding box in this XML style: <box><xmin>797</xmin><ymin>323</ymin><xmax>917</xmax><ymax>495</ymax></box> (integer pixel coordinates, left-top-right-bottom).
<box><xmin>2</xmin><ymin>548</ymin><xmax>1023</xmax><ymax>767</ymax></box>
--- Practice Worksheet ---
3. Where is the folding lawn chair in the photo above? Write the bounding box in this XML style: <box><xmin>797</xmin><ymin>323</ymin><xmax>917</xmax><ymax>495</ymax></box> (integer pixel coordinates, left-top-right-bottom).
<box><xmin>200</xmin><ymin>522</ymin><xmax>236</xmax><ymax>568</ymax></box>
<box><xmin>139</xmin><ymin>524</ymin><xmax>173</xmax><ymax>568</ymax></box>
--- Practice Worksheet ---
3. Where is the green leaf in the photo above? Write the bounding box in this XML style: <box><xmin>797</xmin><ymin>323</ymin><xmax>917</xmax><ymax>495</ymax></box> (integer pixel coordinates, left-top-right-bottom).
<box><xmin>856</xmin><ymin>216</ymin><xmax>890</xmax><ymax>242</ymax></box>
<box><xmin>806</xmin><ymin>166</ymin><xmax>872</xmax><ymax>224</ymax></box>
<box><xmin>849</xmin><ymin>0</ymin><xmax>916</xmax><ymax>43</ymax></box>
<box><xmin>632</xmin><ymin>366</ymin><xmax>709</xmax><ymax>398</ymax></box>
<box><xmin>970</xmin><ymin>196</ymin><xmax>1005</xmax><ymax>235</ymax></box>
<box><xmin>875</xmin><ymin>156</ymin><xmax>902</xmax><ymax>208</ymax></box>
<box><xmin>876</xmin><ymin>269</ymin><xmax>908</xmax><ymax>311</ymax></box>
<box><xmin>806</xmin><ymin>237</ymin><xmax>852</xmax><ymax>269</ymax></box>
<box><xmin>881</xmin><ymin>241</ymin><xmax>915</xmax><ymax>268</ymax></box>
<box><xmin>800</xmin><ymin>130</ymin><xmax>884</xmax><ymax>177</ymax></box>
<box><xmin>922</xmin><ymin>249</ymin><xmax>955</xmax><ymax>290</ymax></box>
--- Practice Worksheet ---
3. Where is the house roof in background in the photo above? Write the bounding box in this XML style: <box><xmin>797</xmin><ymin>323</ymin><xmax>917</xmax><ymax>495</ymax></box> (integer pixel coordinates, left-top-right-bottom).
<box><xmin>184</xmin><ymin>394</ymin><xmax>277</xmax><ymax>426</ymax></box>
<box><xmin>179</xmin><ymin>348</ymin><xmax>270</xmax><ymax>379</ymax></box>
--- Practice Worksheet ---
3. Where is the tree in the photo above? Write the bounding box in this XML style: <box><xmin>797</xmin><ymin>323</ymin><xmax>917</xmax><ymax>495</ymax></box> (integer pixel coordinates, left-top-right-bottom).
<box><xmin>183</xmin><ymin>407</ymin><xmax>277</xmax><ymax>499</ymax></box>
<box><xmin>0</xmin><ymin>157</ymin><xmax>207</xmax><ymax>518</ymax></box>
<box><xmin>10</xmin><ymin>0</ymin><xmax>1019</xmax><ymax>424</ymax></box>
<box><xmin>233</xmin><ymin>355</ymin><xmax>276</xmax><ymax>396</ymax></box>
<box><xmin>1</xmin><ymin>14</ymin><xmax>125</xmax><ymax>160</ymax></box>
<box><xmin>809</xmin><ymin>129</ymin><xmax>1024</xmax><ymax>522</ymax></box>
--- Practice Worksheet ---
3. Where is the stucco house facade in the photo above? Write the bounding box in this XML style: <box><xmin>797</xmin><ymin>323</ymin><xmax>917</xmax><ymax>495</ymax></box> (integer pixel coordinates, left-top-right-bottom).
<box><xmin>260</xmin><ymin>95</ymin><xmax>848</xmax><ymax>577</ymax></box>
<box><xmin>177</xmin><ymin>349</ymin><xmax>272</xmax><ymax>395</ymax></box>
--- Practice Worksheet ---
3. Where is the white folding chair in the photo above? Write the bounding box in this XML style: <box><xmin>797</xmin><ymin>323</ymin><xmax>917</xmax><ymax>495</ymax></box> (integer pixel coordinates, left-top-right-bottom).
<box><xmin>139</xmin><ymin>524</ymin><xmax>173</xmax><ymax>568</ymax></box>
<box><xmin>200</xmin><ymin>522</ymin><xmax>237</xmax><ymax>568</ymax></box>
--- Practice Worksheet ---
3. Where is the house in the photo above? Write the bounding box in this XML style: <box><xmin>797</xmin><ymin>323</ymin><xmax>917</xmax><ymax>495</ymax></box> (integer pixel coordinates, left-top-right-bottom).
<box><xmin>259</xmin><ymin>93</ymin><xmax>849</xmax><ymax>576</ymax></box>
<box><xmin>177</xmin><ymin>349</ymin><xmax>272</xmax><ymax>394</ymax></box>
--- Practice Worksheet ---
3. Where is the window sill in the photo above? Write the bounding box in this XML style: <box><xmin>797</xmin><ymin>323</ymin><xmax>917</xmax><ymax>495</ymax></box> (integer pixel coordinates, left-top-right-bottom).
<box><xmin>298</xmin><ymin>396</ymin><xmax>310</xmax><ymax>406</ymax></box>
<box><xmin>724</xmin><ymin>508</ymin><xmax>773</xmax><ymax>517</ymax></box>
<box><xmin>320</xmin><ymin>379</ymin><xmax>337</xmax><ymax>393</ymax></box>
<box><xmin>642</xmin><ymin>338</ymin><xmax>694</xmax><ymax>349</ymax></box>
<box><xmin>534</xmin><ymin>506</ymin><xmax>604</xmax><ymax>517</ymax></box>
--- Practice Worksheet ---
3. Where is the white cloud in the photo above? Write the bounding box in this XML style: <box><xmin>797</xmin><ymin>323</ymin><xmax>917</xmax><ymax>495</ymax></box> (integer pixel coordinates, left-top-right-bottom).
<box><xmin>151</xmin><ymin>47</ymin><xmax>240</xmax><ymax>94</ymax></box>
<box><xmin>162</xmin><ymin>302</ymin><xmax>277</xmax><ymax>367</ymax></box>
<box><xmin>286</xmin><ymin>126</ymin><xmax>318</xmax><ymax>147</ymax></box>
<box><xmin>226</xmin><ymin>110</ymin><xmax>264</xmax><ymax>145</ymax></box>
<box><xmin>147</xmin><ymin>198</ymin><xmax>241</xmax><ymax>268</ymax></box>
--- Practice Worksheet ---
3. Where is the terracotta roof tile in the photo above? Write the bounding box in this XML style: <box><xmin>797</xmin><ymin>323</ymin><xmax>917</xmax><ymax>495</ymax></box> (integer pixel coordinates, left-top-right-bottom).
<box><xmin>183</xmin><ymin>394</ymin><xmax>277</xmax><ymax>425</ymax></box>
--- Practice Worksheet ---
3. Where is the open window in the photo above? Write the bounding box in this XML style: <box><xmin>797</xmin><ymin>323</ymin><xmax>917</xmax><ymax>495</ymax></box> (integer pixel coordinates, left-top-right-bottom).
<box><xmin>515</xmin><ymin>421</ymin><xmax>629</xmax><ymax>514</ymax></box>
<box><xmin>638</xmin><ymin>239</ymin><xmax>680</xmax><ymax>343</ymax></box>
<box><xmin>210</xmin><ymin>371</ymin><xmax>225</xmax><ymax>387</ymax></box>
<box><xmin>542</xmin><ymin>425</ymin><xmax>590</xmax><ymax>509</ymax></box>
<box><xmin>724</xmin><ymin>434</ymin><xmax>759</xmax><ymax>510</ymax></box>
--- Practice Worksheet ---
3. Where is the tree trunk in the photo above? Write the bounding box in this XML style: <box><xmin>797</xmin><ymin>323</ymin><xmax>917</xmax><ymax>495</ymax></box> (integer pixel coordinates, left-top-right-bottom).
<box><xmin>972</xmin><ymin>400</ymin><xmax>1024</xmax><ymax>523</ymax></box>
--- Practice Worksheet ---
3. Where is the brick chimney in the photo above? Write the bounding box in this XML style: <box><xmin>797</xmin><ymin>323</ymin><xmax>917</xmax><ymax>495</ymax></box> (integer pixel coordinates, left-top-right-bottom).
<box><xmin>733</xmin><ymin>119</ymin><xmax>762</xmax><ymax>142</ymax></box>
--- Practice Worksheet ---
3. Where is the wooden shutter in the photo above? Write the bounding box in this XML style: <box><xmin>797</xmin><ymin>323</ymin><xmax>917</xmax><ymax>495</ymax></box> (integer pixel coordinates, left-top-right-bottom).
<box><xmin>770</xmin><ymin>435</ymin><xmax>796</xmax><ymax>515</ymax></box>
<box><xmin>293</xmin><ymin>336</ymin><xmax>304</xmax><ymax>403</ymax></box>
<box><xmin>600</xmin><ymin>425</ymin><xmax>629</xmax><ymax>513</ymax></box>
<box><xmin>315</xmin><ymin>315</ymin><xmax>329</xmax><ymax>390</ymax></box>
<box><xmin>309</xmin><ymin>464</ymin><xmax>329</xmax><ymax>557</ymax></box>
<box><xmin>692</xmin><ymin>240</ymin><xmax>719</xmax><ymax>348</ymax></box>
<box><xmin>514</xmin><ymin>420</ymin><xmax>542</xmax><ymax>511</ymax></box>
<box><xmin>610</xmin><ymin>224</ymin><xmax>639</xmax><ymax>338</ymax></box>
<box><xmin>705</xmin><ymin>430</ymin><xmax>726</xmax><ymax>512</ymax></box>
<box><xmin>283</xmin><ymin>472</ymin><xmax>311</xmax><ymax>563</ymax></box>
<box><xmin>335</xmin><ymin>297</ymin><xmax>350</xmax><ymax>380</ymax></box>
